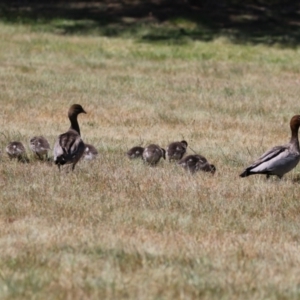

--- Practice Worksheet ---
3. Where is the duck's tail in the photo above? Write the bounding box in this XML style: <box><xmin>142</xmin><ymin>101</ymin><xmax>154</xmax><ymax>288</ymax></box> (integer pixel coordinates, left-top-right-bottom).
<box><xmin>239</xmin><ymin>168</ymin><xmax>251</xmax><ymax>177</ymax></box>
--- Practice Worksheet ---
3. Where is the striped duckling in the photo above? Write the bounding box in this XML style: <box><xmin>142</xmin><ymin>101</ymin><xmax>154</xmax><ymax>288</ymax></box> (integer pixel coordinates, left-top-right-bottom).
<box><xmin>167</xmin><ymin>140</ymin><xmax>188</xmax><ymax>162</ymax></box>
<box><xmin>127</xmin><ymin>146</ymin><xmax>144</xmax><ymax>159</ymax></box>
<box><xmin>178</xmin><ymin>154</ymin><xmax>216</xmax><ymax>174</ymax></box>
<box><xmin>29</xmin><ymin>136</ymin><xmax>50</xmax><ymax>160</ymax></box>
<box><xmin>6</xmin><ymin>141</ymin><xmax>29</xmax><ymax>162</ymax></box>
<box><xmin>142</xmin><ymin>144</ymin><xmax>166</xmax><ymax>166</ymax></box>
<box><xmin>240</xmin><ymin>115</ymin><xmax>300</xmax><ymax>179</ymax></box>
<box><xmin>53</xmin><ymin>104</ymin><xmax>86</xmax><ymax>171</ymax></box>
<box><xmin>82</xmin><ymin>143</ymin><xmax>98</xmax><ymax>161</ymax></box>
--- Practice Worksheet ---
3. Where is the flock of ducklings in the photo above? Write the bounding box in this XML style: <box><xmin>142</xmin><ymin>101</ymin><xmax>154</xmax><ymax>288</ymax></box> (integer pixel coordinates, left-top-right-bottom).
<box><xmin>126</xmin><ymin>142</ymin><xmax>216</xmax><ymax>174</ymax></box>
<box><xmin>2</xmin><ymin>104</ymin><xmax>97</xmax><ymax>170</ymax></box>
<box><xmin>128</xmin><ymin>114</ymin><xmax>300</xmax><ymax>180</ymax></box>
<box><xmin>2</xmin><ymin>104</ymin><xmax>300</xmax><ymax>180</ymax></box>
<box><xmin>4</xmin><ymin>138</ymin><xmax>98</xmax><ymax>164</ymax></box>
<box><xmin>1</xmin><ymin>103</ymin><xmax>216</xmax><ymax>175</ymax></box>
<box><xmin>3</xmin><ymin>136</ymin><xmax>215</xmax><ymax>175</ymax></box>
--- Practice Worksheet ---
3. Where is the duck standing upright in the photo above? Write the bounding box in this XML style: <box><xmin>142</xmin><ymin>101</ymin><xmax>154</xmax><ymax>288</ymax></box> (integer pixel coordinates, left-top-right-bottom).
<box><xmin>53</xmin><ymin>104</ymin><xmax>86</xmax><ymax>171</ymax></box>
<box><xmin>240</xmin><ymin>115</ymin><xmax>300</xmax><ymax>179</ymax></box>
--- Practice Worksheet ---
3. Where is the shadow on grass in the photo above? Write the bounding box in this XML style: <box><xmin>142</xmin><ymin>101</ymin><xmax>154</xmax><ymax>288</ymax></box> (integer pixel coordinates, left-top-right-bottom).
<box><xmin>1</xmin><ymin>0</ymin><xmax>300</xmax><ymax>46</ymax></box>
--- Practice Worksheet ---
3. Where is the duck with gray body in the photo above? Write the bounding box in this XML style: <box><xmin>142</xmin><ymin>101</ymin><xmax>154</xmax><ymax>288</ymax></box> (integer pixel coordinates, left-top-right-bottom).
<box><xmin>53</xmin><ymin>104</ymin><xmax>86</xmax><ymax>171</ymax></box>
<box><xmin>127</xmin><ymin>146</ymin><xmax>144</xmax><ymax>159</ymax></box>
<box><xmin>167</xmin><ymin>140</ymin><xmax>188</xmax><ymax>162</ymax></box>
<box><xmin>29</xmin><ymin>136</ymin><xmax>50</xmax><ymax>160</ymax></box>
<box><xmin>240</xmin><ymin>115</ymin><xmax>300</xmax><ymax>179</ymax></box>
<box><xmin>142</xmin><ymin>144</ymin><xmax>166</xmax><ymax>166</ymax></box>
<box><xmin>178</xmin><ymin>154</ymin><xmax>216</xmax><ymax>174</ymax></box>
<box><xmin>6</xmin><ymin>141</ymin><xmax>29</xmax><ymax>162</ymax></box>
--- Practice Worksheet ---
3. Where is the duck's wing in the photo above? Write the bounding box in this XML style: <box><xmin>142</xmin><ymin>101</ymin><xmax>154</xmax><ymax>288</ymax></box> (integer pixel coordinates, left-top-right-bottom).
<box><xmin>168</xmin><ymin>142</ymin><xmax>185</xmax><ymax>153</ymax></box>
<box><xmin>249</xmin><ymin>145</ymin><xmax>287</xmax><ymax>168</ymax></box>
<box><xmin>85</xmin><ymin>144</ymin><xmax>98</xmax><ymax>155</ymax></box>
<box><xmin>178</xmin><ymin>155</ymin><xmax>199</xmax><ymax>168</ymax></box>
<box><xmin>54</xmin><ymin>130</ymin><xmax>85</xmax><ymax>163</ymax></box>
<box><xmin>127</xmin><ymin>146</ymin><xmax>144</xmax><ymax>158</ymax></box>
<box><xmin>39</xmin><ymin>137</ymin><xmax>51</xmax><ymax>150</ymax></box>
<box><xmin>240</xmin><ymin>145</ymin><xmax>288</xmax><ymax>177</ymax></box>
<box><xmin>82</xmin><ymin>143</ymin><xmax>98</xmax><ymax>160</ymax></box>
<box><xmin>143</xmin><ymin>146</ymin><xmax>156</xmax><ymax>158</ymax></box>
<box><xmin>30</xmin><ymin>136</ymin><xmax>50</xmax><ymax>151</ymax></box>
<box><xmin>195</xmin><ymin>154</ymin><xmax>208</xmax><ymax>164</ymax></box>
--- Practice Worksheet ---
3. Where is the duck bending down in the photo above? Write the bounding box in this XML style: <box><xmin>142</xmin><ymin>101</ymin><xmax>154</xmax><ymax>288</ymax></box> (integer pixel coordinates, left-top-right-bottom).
<box><xmin>53</xmin><ymin>104</ymin><xmax>86</xmax><ymax>171</ymax></box>
<box><xmin>126</xmin><ymin>146</ymin><xmax>144</xmax><ymax>159</ymax></box>
<box><xmin>240</xmin><ymin>115</ymin><xmax>300</xmax><ymax>179</ymax></box>
<box><xmin>29</xmin><ymin>136</ymin><xmax>50</xmax><ymax>160</ymax></box>
<box><xmin>167</xmin><ymin>140</ymin><xmax>188</xmax><ymax>162</ymax></box>
<box><xmin>82</xmin><ymin>143</ymin><xmax>98</xmax><ymax>161</ymax></box>
<box><xmin>178</xmin><ymin>154</ymin><xmax>216</xmax><ymax>174</ymax></box>
<box><xmin>142</xmin><ymin>144</ymin><xmax>166</xmax><ymax>166</ymax></box>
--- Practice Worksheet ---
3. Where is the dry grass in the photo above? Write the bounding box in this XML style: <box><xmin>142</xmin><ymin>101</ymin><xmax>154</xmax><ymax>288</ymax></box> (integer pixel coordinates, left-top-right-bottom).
<box><xmin>1</xmin><ymin>23</ymin><xmax>300</xmax><ymax>299</ymax></box>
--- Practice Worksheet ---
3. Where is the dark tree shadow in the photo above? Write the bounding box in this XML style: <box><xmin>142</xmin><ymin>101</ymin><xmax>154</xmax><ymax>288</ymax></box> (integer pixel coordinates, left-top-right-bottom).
<box><xmin>1</xmin><ymin>0</ymin><xmax>300</xmax><ymax>47</ymax></box>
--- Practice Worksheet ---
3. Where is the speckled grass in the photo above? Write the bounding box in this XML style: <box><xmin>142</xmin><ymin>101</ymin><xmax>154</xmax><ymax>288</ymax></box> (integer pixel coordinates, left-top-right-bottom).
<box><xmin>1</xmin><ymin>22</ymin><xmax>300</xmax><ymax>299</ymax></box>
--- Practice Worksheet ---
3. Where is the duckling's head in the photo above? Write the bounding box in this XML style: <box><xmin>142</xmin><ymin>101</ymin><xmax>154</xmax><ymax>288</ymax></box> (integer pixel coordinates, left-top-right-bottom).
<box><xmin>180</xmin><ymin>140</ymin><xmax>188</xmax><ymax>147</ymax></box>
<box><xmin>210</xmin><ymin>164</ymin><xmax>217</xmax><ymax>174</ymax></box>
<box><xmin>68</xmin><ymin>104</ymin><xmax>87</xmax><ymax>118</ymax></box>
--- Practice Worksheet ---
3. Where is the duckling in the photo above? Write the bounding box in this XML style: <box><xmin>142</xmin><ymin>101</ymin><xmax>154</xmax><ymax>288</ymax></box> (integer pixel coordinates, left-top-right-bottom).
<box><xmin>82</xmin><ymin>143</ymin><xmax>98</xmax><ymax>161</ymax></box>
<box><xmin>142</xmin><ymin>144</ymin><xmax>166</xmax><ymax>166</ymax></box>
<box><xmin>126</xmin><ymin>146</ymin><xmax>144</xmax><ymax>159</ymax></box>
<box><xmin>6</xmin><ymin>141</ymin><xmax>29</xmax><ymax>162</ymax></box>
<box><xmin>29</xmin><ymin>136</ymin><xmax>50</xmax><ymax>160</ymax></box>
<box><xmin>178</xmin><ymin>154</ymin><xmax>216</xmax><ymax>174</ymax></box>
<box><xmin>240</xmin><ymin>115</ymin><xmax>300</xmax><ymax>179</ymax></box>
<box><xmin>53</xmin><ymin>104</ymin><xmax>86</xmax><ymax>171</ymax></box>
<box><xmin>167</xmin><ymin>140</ymin><xmax>188</xmax><ymax>162</ymax></box>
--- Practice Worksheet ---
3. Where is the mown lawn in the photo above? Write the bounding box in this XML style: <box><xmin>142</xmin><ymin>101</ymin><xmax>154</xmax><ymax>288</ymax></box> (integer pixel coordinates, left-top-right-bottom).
<box><xmin>0</xmin><ymin>18</ymin><xmax>300</xmax><ymax>299</ymax></box>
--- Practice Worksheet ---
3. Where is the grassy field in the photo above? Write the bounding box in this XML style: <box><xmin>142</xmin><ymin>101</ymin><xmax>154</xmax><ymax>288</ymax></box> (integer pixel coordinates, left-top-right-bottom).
<box><xmin>1</xmin><ymin>18</ymin><xmax>300</xmax><ymax>299</ymax></box>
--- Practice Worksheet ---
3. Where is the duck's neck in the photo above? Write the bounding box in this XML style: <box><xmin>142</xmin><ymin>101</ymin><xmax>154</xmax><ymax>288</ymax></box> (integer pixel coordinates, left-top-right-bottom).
<box><xmin>290</xmin><ymin>125</ymin><xmax>300</xmax><ymax>150</ymax></box>
<box><xmin>69</xmin><ymin>115</ymin><xmax>81</xmax><ymax>135</ymax></box>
